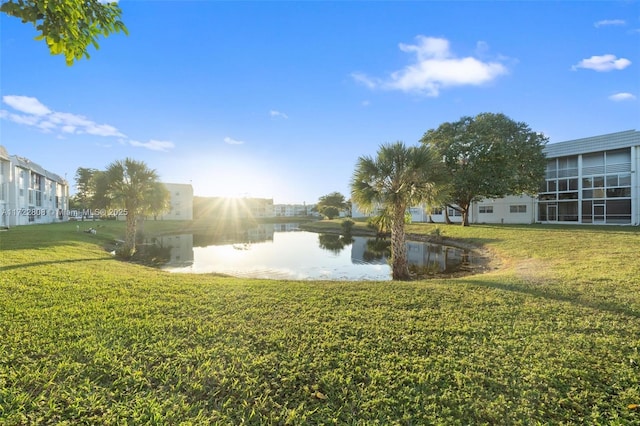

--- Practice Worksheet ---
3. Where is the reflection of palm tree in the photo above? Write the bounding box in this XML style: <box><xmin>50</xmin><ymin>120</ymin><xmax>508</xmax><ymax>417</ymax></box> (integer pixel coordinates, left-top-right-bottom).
<box><xmin>318</xmin><ymin>234</ymin><xmax>352</xmax><ymax>254</ymax></box>
<box><xmin>363</xmin><ymin>238</ymin><xmax>391</xmax><ymax>262</ymax></box>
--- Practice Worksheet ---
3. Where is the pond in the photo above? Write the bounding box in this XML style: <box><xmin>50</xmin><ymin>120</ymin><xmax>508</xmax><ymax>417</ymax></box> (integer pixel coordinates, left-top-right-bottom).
<box><xmin>155</xmin><ymin>224</ymin><xmax>482</xmax><ymax>281</ymax></box>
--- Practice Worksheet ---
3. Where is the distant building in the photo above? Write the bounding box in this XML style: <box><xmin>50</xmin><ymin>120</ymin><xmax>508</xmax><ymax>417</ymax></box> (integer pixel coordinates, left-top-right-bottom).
<box><xmin>273</xmin><ymin>203</ymin><xmax>315</xmax><ymax>217</ymax></box>
<box><xmin>157</xmin><ymin>183</ymin><xmax>194</xmax><ymax>221</ymax></box>
<box><xmin>244</xmin><ymin>198</ymin><xmax>274</xmax><ymax>218</ymax></box>
<box><xmin>0</xmin><ymin>145</ymin><xmax>69</xmax><ymax>227</ymax></box>
<box><xmin>353</xmin><ymin>130</ymin><xmax>640</xmax><ymax>226</ymax></box>
<box><xmin>193</xmin><ymin>196</ymin><xmax>274</xmax><ymax>219</ymax></box>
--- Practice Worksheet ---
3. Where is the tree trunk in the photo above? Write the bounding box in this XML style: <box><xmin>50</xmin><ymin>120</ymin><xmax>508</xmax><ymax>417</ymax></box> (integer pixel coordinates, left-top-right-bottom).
<box><xmin>459</xmin><ymin>201</ymin><xmax>470</xmax><ymax>226</ymax></box>
<box><xmin>122</xmin><ymin>213</ymin><xmax>137</xmax><ymax>258</ymax></box>
<box><xmin>462</xmin><ymin>209</ymin><xmax>470</xmax><ymax>226</ymax></box>
<box><xmin>390</xmin><ymin>205</ymin><xmax>410</xmax><ymax>280</ymax></box>
<box><xmin>444</xmin><ymin>207</ymin><xmax>452</xmax><ymax>225</ymax></box>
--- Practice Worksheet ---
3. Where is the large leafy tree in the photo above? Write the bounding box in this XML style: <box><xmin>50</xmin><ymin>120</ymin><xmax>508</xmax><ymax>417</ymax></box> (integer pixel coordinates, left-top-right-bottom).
<box><xmin>351</xmin><ymin>142</ymin><xmax>445</xmax><ymax>280</ymax></box>
<box><xmin>74</xmin><ymin>167</ymin><xmax>98</xmax><ymax>219</ymax></box>
<box><xmin>102</xmin><ymin>158</ymin><xmax>169</xmax><ymax>258</ymax></box>
<box><xmin>1</xmin><ymin>0</ymin><xmax>127</xmax><ymax>65</ymax></box>
<box><xmin>316</xmin><ymin>191</ymin><xmax>347</xmax><ymax>219</ymax></box>
<box><xmin>420</xmin><ymin>113</ymin><xmax>548</xmax><ymax>226</ymax></box>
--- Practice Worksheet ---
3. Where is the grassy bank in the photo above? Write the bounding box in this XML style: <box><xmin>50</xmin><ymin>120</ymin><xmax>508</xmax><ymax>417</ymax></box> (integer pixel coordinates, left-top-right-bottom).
<box><xmin>1</xmin><ymin>220</ymin><xmax>639</xmax><ymax>424</ymax></box>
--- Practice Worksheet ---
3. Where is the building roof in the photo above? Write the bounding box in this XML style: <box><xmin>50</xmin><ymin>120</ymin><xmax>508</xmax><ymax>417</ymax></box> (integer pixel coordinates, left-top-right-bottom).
<box><xmin>163</xmin><ymin>182</ymin><xmax>193</xmax><ymax>190</ymax></box>
<box><xmin>544</xmin><ymin>130</ymin><xmax>640</xmax><ymax>158</ymax></box>
<box><xmin>9</xmin><ymin>155</ymin><xmax>67</xmax><ymax>184</ymax></box>
<box><xmin>0</xmin><ymin>145</ymin><xmax>9</xmax><ymax>161</ymax></box>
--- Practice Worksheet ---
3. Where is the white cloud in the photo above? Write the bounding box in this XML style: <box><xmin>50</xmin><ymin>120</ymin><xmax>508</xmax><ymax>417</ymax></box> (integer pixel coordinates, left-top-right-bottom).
<box><xmin>129</xmin><ymin>140</ymin><xmax>175</xmax><ymax>151</ymax></box>
<box><xmin>572</xmin><ymin>54</ymin><xmax>631</xmax><ymax>72</ymax></box>
<box><xmin>352</xmin><ymin>36</ymin><xmax>508</xmax><ymax>96</ymax></box>
<box><xmin>594</xmin><ymin>19</ymin><xmax>626</xmax><ymax>28</ymax></box>
<box><xmin>224</xmin><ymin>136</ymin><xmax>245</xmax><ymax>145</ymax></box>
<box><xmin>1</xmin><ymin>94</ymin><xmax>174</xmax><ymax>152</ymax></box>
<box><xmin>608</xmin><ymin>92</ymin><xmax>636</xmax><ymax>101</ymax></box>
<box><xmin>270</xmin><ymin>110</ymin><xmax>289</xmax><ymax>119</ymax></box>
<box><xmin>1</xmin><ymin>96</ymin><xmax>126</xmax><ymax>138</ymax></box>
<box><xmin>0</xmin><ymin>111</ymin><xmax>41</xmax><ymax>126</ymax></box>
<box><xmin>3</xmin><ymin>95</ymin><xmax>51</xmax><ymax>115</ymax></box>
<box><xmin>351</xmin><ymin>72</ymin><xmax>377</xmax><ymax>89</ymax></box>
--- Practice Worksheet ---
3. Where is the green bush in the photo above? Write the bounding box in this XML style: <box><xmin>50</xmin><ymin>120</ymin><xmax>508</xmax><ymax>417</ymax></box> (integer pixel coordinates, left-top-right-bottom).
<box><xmin>341</xmin><ymin>219</ymin><xmax>355</xmax><ymax>235</ymax></box>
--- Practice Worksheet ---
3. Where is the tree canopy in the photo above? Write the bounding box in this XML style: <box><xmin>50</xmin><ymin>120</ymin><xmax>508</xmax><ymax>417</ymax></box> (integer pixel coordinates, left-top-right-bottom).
<box><xmin>420</xmin><ymin>112</ymin><xmax>548</xmax><ymax>226</ymax></box>
<box><xmin>316</xmin><ymin>191</ymin><xmax>348</xmax><ymax>219</ymax></box>
<box><xmin>351</xmin><ymin>141</ymin><xmax>445</xmax><ymax>280</ymax></box>
<box><xmin>1</xmin><ymin>0</ymin><xmax>128</xmax><ymax>65</ymax></box>
<box><xmin>73</xmin><ymin>167</ymin><xmax>98</xmax><ymax>216</ymax></box>
<box><xmin>102</xmin><ymin>158</ymin><xmax>168</xmax><ymax>257</ymax></box>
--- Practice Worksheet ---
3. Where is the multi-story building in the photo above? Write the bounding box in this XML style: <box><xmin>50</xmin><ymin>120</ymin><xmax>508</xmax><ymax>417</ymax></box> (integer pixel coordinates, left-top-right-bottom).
<box><xmin>353</xmin><ymin>130</ymin><xmax>640</xmax><ymax>226</ymax></box>
<box><xmin>273</xmin><ymin>203</ymin><xmax>315</xmax><ymax>217</ymax></box>
<box><xmin>537</xmin><ymin>129</ymin><xmax>639</xmax><ymax>225</ymax></box>
<box><xmin>157</xmin><ymin>183</ymin><xmax>194</xmax><ymax>221</ymax></box>
<box><xmin>0</xmin><ymin>145</ymin><xmax>69</xmax><ymax>227</ymax></box>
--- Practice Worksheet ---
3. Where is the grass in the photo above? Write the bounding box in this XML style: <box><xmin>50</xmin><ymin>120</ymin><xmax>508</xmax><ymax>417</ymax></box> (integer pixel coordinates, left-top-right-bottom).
<box><xmin>1</xmin><ymin>220</ymin><xmax>639</xmax><ymax>424</ymax></box>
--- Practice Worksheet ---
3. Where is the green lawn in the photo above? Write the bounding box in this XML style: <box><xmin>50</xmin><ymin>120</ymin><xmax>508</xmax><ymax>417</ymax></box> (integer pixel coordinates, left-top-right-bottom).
<box><xmin>1</xmin><ymin>220</ymin><xmax>639</xmax><ymax>424</ymax></box>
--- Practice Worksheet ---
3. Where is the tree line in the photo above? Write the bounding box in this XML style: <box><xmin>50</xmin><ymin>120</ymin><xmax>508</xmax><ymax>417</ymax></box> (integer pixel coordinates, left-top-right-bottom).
<box><xmin>350</xmin><ymin>112</ymin><xmax>548</xmax><ymax>280</ymax></box>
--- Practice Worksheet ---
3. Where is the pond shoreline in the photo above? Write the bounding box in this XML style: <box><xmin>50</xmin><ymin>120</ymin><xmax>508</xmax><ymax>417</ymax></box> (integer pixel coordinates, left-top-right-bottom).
<box><xmin>298</xmin><ymin>220</ymin><xmax>498</xmax><ymax>279</ymax></box>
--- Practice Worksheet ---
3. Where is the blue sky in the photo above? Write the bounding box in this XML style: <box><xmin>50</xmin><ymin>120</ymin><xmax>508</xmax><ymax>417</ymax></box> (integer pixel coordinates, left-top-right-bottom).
<box><xmin>1</xmin><ymin>1</ymin><xmax>638</xmax><ymax>204</ymax></box>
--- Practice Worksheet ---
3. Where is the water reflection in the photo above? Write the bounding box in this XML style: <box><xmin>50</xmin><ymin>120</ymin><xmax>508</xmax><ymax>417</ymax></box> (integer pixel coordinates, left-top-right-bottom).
<box><xmin>317</xmin><ymin>234</ymin><xmax>353</xmax><ymax>254</ymax></box>
<box><xmin>159</xmin><ymin>224</ymin><xmax>480</xmax><ymax>280</ymax></box>
<box><xmin>139</xmin><ymin>234</ymin><xmax>194</xmax><ymax>266</ymax></box>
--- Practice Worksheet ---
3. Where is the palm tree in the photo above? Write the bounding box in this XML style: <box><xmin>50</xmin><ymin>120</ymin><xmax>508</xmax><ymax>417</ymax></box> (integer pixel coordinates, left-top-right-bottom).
<box><xmin>351</xmin><ymin>142</ymin><xmax>445</xmax><ymax>280</ymax></box>
<box><xmin>104</xmin><ymin>158</ymin><xmax>169</xmax><ymax>258</ymax></box>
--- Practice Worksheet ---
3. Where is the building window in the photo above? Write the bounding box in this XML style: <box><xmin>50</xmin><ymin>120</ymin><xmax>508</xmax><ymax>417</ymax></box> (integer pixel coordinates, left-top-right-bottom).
<box><xmin>479</xmin><ymin>206</ymin><xmax>493</xmax><ymax>214</ymax></box>
<box><xmin>510</xmin><ymin>205</ymin><xmax>527</xmax><ymax>213</ymax></box>
<box><xmin>447</xmin><ymin>208</ymin><xmax>461</xmax><ymax>217</ymax></box>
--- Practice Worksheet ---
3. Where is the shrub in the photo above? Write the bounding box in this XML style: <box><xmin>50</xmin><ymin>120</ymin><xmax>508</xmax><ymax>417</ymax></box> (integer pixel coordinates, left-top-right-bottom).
<box><xmin>341</xmin><ymin>219</ymin><xmax>355</xmax><ymax>235</ymax></box>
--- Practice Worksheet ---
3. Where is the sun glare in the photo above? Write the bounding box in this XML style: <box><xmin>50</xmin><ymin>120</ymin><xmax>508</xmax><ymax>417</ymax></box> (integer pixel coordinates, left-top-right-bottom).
<box><xmin>193</xmin><ymin>160</ymin><xmax>280</xmax><ymax>201</ymax></box>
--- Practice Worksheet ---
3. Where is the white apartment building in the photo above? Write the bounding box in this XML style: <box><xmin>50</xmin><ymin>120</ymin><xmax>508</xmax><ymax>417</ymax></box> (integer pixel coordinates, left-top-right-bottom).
<box><xmin>0</xmin><ymin>145</ymin><xmax>69</xmax><ymax>227</ymax></box>
<box><xmin>353</xmin><ymin>130</ymin><xmax>640</xmax><ymax>226</ymax></box>
<box><xmin>273</xmin><ymin>203</ymin><xmax>315</xmax><ymax>217</ymax></box>
<box><xmin>157</xmin><ymin>183</ymin><xmax>194</xmax><ymax>221</ymax></box>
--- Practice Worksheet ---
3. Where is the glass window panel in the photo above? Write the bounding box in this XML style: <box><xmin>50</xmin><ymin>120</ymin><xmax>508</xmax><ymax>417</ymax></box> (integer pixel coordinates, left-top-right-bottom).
<box><xmin>606</xmin><ymin>199</ymin><xmax>631</xmax><ymax>224</ymax></box>
<box><xmin>582</xmin><ymin>177</ymin><xmax>593</xmax><ymax>189</ymax></box>
<box><xmin>538</xmin><ymin>204</ymin><xmax>547</xmax><ymax>221</ymax></box>
<box><xmin>558</xmin><ymin>179</ymin><xmax>568</xmax><ymax>191</ymax></box>
<box><xmin>582</xmin><ymin>152</ymin><xmax>604</xmax><ymax>167</ymax></box>
<box><xmin>581</xmin><ymin>201</ymin><xmax>592</xmax><ymax>223</ymax></box>
<box><xmin>582</xmin><ymin>189</ymin><xmax>593</xmax><ymax>199</ymax></box>
<box><xmin>606</xmin><ymin>175</ymin><xmax>618</xmax><ymax>187</ymax></box>
<box><xmin>548</xmin><ymin>180</ymin><xmax>557</xmax><ymax>191</ymax></box>
<box><xmin>559</xmin><ymin>192</ymin><xmax>578</xmax><ymax>200</ymax></box>
<box><xmin>606</xmin><ymin>149</ymin><xmax>630</xmax><ymax>165</ymax></box>
<box><xmin>593</xmin><ymin>188</ymin><xmax>605</xmax><ymax>198</ymax></box>
<box><xmin>568</xmin><ymin>179</ymin><xmax>578</xmax><ymax>190</ymax></box>
<box><xmin>606</xmin><ymin>188</ymin><xmax>631</xmax><ymax>198</ymax></box>
<box><xmin>593</xmin><ymin>176</ymin><xmax>605</xmax><ymax>188</ymax></box>
<box><xmin>619</xmin><ymin>174</ymin><xmax>631</xmax><ymax>186</ymax></box>
<box><xmin>558</xmin><ymin>201</ymin><xmax>578</xmax><ymax>221</ymax></box>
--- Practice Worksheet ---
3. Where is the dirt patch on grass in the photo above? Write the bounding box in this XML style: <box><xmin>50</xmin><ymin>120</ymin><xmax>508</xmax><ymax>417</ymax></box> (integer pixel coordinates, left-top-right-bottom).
<box><xmin>513</xmin><ymin>257</ymin><xmax>555</xmax><ymax>284</ymax></box>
